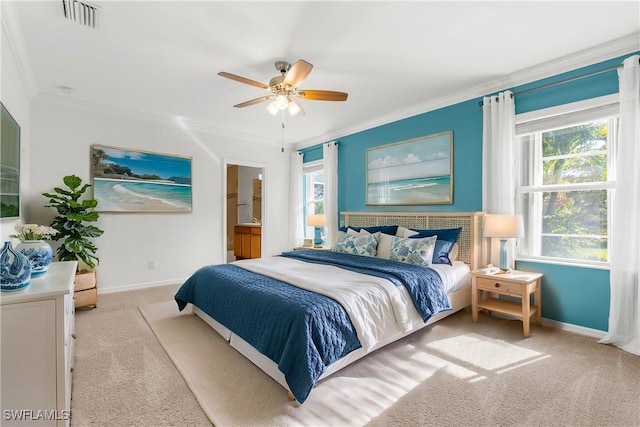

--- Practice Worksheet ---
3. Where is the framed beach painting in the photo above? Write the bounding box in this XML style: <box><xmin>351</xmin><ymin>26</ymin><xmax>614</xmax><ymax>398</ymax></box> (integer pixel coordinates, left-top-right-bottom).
<box><xmin>1</xmin><ymin>103</ymin><xmax>21</xmax><ymax>218</ymax></box>
<box><xmin>91</xmin><ymin>145</ymin><xmax>192</xmax><ymax>213</ymax></box>
<box><xmin>366</xmin><ymin>131</ymin><xmax>453</xmax><ymax>205</ymax></box>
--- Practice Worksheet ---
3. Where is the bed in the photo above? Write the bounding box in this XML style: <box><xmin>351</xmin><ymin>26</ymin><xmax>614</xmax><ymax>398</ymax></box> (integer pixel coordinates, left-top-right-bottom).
<box><xmin>175</xmin><ymin>211</ymin><xmax>485</xmax><ymax>403</ymax></box>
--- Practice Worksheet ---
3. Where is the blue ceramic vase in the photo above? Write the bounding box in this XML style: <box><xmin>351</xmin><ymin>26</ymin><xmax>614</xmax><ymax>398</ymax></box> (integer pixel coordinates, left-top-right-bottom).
<box><xmin>16</xmin><ymin>240</ymin><xmax>53</xmax><ymax>277</ymax></box>
<box><xmin>0</xmin><ymin>241</ymin><xmax>32</xmax><ymax>291</ymax></box>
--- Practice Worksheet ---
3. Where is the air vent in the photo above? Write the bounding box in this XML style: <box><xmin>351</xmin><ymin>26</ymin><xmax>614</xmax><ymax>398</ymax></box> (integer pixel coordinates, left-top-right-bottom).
<box><xmin>62</xmin><ymin>0</ymin><xmax>100</xmax><ymax>29</ymax></box>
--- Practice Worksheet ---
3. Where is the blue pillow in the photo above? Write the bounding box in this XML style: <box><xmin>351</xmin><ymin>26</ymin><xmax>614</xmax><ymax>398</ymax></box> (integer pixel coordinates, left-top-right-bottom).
<box><xmin>407</xmin><ymin>227</ymin><xmax>462</xmax><ymax>265</ymax></box>
<box><xmin>407</xmin><ymin>227</ymin><xmax>461</xmax><ymax>242</ymax></box>
<box><xmin>342</xmin><ymin>225</ymin><xmax>399</xmax><ymax>236</ymax></box>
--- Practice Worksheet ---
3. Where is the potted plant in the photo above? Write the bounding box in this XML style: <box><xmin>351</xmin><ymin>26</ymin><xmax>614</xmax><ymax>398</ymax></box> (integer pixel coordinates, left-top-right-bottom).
<box><xmin>43</xmin><ymin>175</ymin><xmax>104</xmax><ymax>308</ymax></box>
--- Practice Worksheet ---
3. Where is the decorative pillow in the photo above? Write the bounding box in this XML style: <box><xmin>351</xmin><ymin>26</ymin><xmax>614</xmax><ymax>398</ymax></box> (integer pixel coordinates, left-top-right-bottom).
<box><xmin>449</xmin><ymin>243</ymin><xmax>459</xmax><ymax>262</ymax></box>
<box><xmin>406</xmin><ymin>227</ymin><xmax>462</xmax><ymax>242</ymax></box>
<box><xmin>397</xmin><ymin>226</ymin><xmax>417</xmax><ymax>237</ymax></box>
<box><xmin>405</xmin><ymin>227</ymin><xmax>462</xmax><ymax>265</ymax></box>
<box><xmin>346</xmin><ymin>227</ymin><xmax>361</xmax><ymax>236</ymax></box>
<box><xmin>344</xmin><ymin>225</ymin><xmax>398</xmax><ymax>236</ymax></box>
<box><xmin>332</xmin><ymin>231</ymin><xmax>380</xmax><ymax>257</ymax></box>
<box><xmin>375</xmin><ymin>233</ymin><xmax>394</xmax><ymax>259</ymax></box>
<box><xmin>388</xmin><ymin>235</ymin><xmax>437</xmax><ymax>266</ymax></box>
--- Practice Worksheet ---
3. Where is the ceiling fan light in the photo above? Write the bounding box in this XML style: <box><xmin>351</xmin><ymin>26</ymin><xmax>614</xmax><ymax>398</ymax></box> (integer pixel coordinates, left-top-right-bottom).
<box><xmin>275</xmin><ymin>94</ymin><xmax>288</xmax><ymax>110</ymax></box>
<box><xmin>266</xmin><ymin>101</ymin><xmax>279</xmax><ymax>115</ymax></box>
<box><xmin>288</xmin><ymin>98</ymin><xmax>305</xmax><ymax>117</ymax></box>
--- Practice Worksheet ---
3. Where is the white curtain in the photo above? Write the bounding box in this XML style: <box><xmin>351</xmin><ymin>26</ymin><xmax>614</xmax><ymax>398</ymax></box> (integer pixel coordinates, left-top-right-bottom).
<box><xmin>600</xmin><ymin>55</ymin><xmax>640</xmax><ymax>355</ymax></box>
<box><xmin>482</xmin><ymin>90</ymin><xmax>516</xmax><ymax>214</ymax></box>
<box><xmin>288</xmin><ymin>152</ymin><xmax>304</xmax><ymax>249</ymax></box>
<box><xmin>482</xmin><ymin>91</ymin><xmax>516</xmax><ymax>266</ymax></box>
<box><xmin>323</xmin><ymin>142</ymin><xmax>339</xmax><ymax>247</ymax></box>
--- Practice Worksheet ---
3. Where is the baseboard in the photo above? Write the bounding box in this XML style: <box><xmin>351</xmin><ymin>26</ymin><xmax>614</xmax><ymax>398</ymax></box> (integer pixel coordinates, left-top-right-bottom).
<box><xmin>98</xmin><ymin>278</ymin><xmax>187</xmax><ymax>294</ymax></box>
<box><xmin>541</xmin><ymin>317</ymin><xmax>607</xmax><ymax>339</ymax></box>
<box><xmin>488</xmin><ymin>312</ymin><xmax>607</xmax><ymax>339</ymax></box>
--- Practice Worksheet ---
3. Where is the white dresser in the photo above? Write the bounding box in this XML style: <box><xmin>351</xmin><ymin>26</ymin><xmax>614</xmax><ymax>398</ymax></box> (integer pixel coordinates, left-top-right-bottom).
<box><xmin>1</xmin><ymin>261</ymin><xmax>77</xmax><ymax>427</ymax></box>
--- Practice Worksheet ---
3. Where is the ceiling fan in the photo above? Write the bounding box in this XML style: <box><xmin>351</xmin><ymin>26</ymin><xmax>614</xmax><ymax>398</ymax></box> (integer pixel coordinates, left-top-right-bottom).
<box><xmin>218</xmin><ymin>59</ymin><xmax>348</xmax><ymax>118</ymax></box>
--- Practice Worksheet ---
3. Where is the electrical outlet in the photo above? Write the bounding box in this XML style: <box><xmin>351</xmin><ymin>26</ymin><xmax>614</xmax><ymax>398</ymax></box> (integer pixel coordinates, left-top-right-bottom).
<box><xmin>148</xmin><ymin>260</ymin><xmax>157</xmax><ymax>270</ymax></box>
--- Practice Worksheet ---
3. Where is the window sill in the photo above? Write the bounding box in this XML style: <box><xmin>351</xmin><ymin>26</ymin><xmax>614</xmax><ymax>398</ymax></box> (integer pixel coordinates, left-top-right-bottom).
<box><xmin>516</xmin><ymin>256</ymin><xmax>610</xmax><ymax>271</ymax></box>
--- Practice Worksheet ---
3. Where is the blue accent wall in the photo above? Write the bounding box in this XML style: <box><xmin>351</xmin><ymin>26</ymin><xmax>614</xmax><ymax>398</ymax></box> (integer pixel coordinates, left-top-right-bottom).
<box><xmin>302</xmin><ymin>52</ymin><xmax>638</xmax><ymax>332</ymax></box>
<box><xmin>516</xmin><ymin>261</ymin><xmax>610</xmax><ymax>331</ymax></box>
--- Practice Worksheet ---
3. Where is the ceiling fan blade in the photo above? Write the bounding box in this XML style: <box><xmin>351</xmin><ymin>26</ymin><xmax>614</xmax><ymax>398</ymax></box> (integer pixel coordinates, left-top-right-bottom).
<box><xmin>297</xmin><ymin>90</ymin><xmax>348</xmax><ymax>101</ymax></box>
<box><xmin>234</xmin><ymin>96</ymin><xmax>272</xmax><ymax>108</ymax></box>
<box><xmin>283</xmin><ymin>60</ymin><xmax>313</xmax><ymax>88</ymax></box>
<box><xmin>218</xmin><ymin>72</ymin><xmax>268</xmax><ymax>90</ymax></box>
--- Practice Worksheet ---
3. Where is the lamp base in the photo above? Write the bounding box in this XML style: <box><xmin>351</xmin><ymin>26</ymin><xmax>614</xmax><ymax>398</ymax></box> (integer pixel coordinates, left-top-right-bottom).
<box><xmin>498</xmin><ymin>238</ymin><xmax>509</xmax><ymax>271</ymax></box>
<box><xmin>313</xmin><ymin>227</ymin><xmax>323</xmax><ymax>248</ymax></box>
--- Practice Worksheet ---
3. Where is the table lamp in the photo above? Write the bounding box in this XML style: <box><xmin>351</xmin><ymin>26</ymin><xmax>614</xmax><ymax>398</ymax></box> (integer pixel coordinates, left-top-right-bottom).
<box><xmin>307</xmin><ymin>214</ymin><xmax>327</xmax><ymax>248</ymax></box>
<box><xmin>483</xmin><ymin>214</ymin><xmax>524</xmax><ymax>271</ymax></box>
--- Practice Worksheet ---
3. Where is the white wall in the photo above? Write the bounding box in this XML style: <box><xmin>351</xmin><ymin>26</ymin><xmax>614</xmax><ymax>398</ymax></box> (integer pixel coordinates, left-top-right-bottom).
<box><xmin>1</xmin><ymin>16</ymin><xmax>32</xmax><ymax>243</ymax></box>
<box><xmin>27</xmin><ymin>97</ymin><xmax>292</xmax><ymax>292</ymax></box>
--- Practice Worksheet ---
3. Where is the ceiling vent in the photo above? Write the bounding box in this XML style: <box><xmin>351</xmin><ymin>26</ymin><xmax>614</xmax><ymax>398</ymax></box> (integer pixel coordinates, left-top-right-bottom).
<box><xmin>62</xmin><ymin>0</ymin><xmax>100</xmax><ymax>29</ymax></box>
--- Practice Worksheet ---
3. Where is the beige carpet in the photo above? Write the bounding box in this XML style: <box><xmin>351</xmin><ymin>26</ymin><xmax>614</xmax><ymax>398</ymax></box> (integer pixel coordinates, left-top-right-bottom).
<box><xmin>140</xmin><ymin>300</ymin><xmax>640</xmax><ymax>427</ymax></box>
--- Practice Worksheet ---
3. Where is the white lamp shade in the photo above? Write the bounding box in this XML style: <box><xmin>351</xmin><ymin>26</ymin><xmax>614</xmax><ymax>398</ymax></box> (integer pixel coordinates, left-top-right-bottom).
<box><xmin>266</xmin><ymin>101</ymin><xmax>279</xmax><ymax>116</ymax></box>
<box><xmin>287</xmin><ymin>98</ymin><xmax>305</xmax><ymax>117</ymax></box>
<box><xmin>484</xmin><ymin>214</ymin><xmax>524</xmax><ymax>238</ymax></box>
<box><xmin>307</xmin><ymin>214</ymin><xmax>327</xmax><ymax>227</ymax></box>
<box><xmin>274</xmin><ymin>94</ymin><xmax>288</xmax><ymax>110</ymax></box>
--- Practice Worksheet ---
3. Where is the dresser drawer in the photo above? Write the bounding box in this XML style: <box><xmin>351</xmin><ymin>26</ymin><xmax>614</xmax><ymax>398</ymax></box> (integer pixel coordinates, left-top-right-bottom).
<box><xmin>476</xmin><ymin>277</ymin><xmax>522</xmax><ymax>296</ymax></box>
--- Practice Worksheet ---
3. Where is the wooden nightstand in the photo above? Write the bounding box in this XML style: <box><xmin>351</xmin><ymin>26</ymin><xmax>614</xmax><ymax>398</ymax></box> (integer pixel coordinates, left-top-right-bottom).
<box><xmin>471</xmin><ymin>270</ymin><xmax>543</xmax><ymax>337</ymax></box>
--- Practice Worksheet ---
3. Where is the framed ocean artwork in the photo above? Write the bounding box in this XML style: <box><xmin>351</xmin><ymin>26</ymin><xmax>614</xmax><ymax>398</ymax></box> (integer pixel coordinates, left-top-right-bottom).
<box><xmin>91</xmin><ymin>145</ymin><xmax>192</xmax><ymax>213</ymax></box>
<box><xmin>1</xmin><ymin>103</ymin><xmax>21</xmax><ymax>218</ymax></box>
<box><xmin>366</xmin><ymin>131</ymin><xmax>453</xmax><ymax>205</ymax></box>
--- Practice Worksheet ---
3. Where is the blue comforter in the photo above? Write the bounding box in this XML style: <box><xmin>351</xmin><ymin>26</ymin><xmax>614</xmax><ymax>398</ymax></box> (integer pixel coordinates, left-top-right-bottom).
<box><xmin>174</xmin><ymin>251</ymin><xmax>450</xmax><ymax>403</ymax></box>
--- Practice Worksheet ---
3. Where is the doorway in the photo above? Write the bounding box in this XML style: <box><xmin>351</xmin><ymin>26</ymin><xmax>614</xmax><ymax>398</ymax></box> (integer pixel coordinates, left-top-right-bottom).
<box><xmin>225</xmin><ymin>162</ymin><xmax>264</xmax><ymax>262</ymax></box>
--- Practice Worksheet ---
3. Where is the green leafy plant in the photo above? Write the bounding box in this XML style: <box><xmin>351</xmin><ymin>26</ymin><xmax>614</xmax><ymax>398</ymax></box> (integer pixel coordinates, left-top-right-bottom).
<box><xmin>43</xmin><ymin>175</ymin><xmax>104</xmax><ymax>270</ymax></box>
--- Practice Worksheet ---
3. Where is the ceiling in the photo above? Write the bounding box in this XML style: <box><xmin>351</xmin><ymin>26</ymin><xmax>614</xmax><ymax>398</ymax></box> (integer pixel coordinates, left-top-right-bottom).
<box><xmin>6</xmin><ymin>1</ymin><xmax>640</xmax><ymax>149</ymax></box>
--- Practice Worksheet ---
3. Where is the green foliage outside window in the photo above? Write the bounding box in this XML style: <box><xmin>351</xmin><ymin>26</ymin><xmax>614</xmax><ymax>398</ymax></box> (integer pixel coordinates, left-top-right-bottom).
<box><xmin>541</xmin><ymin>122</ymin><xmax>609</xmax><ymax>261</ymax></box>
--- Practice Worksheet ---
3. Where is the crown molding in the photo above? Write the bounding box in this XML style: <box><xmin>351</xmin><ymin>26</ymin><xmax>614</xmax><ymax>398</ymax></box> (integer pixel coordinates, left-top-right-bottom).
<box><xmin>295</xmin><ymin>33</ymin><xmax>640</xmax><ymax>150</ymax></box>
<box><xmin>1</xmin><ymin>1</ymin><xmax>39</xmax><ymax>99</ymax></box>
<box><xmin>35</xmin><ymin>92</ymin><xmax>282</xmax><ymax>148</ymax></box>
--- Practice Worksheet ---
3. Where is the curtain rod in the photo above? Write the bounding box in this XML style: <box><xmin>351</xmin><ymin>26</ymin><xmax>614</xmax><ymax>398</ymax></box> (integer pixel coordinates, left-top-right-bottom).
<box><xmin>478</xmin><ymin>57</ymin><xmax>639</xmax><ymax>106</ymax></box>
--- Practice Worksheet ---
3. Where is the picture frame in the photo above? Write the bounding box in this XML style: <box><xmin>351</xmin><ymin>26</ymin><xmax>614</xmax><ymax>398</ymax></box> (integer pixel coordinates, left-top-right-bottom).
<box><xmin>1</xmin><ymin>103</ymin><xmax>21</xmax><ymax>218</ymax></box>
<box><xmin>91</xmin><ymin>145</ymin><xmax>192</xmax><ymax>213</ymax></box>
<box><xmin>366</xmin><ymin>131</ymin><xmax>453</xmax><ymax>205</ymax></box>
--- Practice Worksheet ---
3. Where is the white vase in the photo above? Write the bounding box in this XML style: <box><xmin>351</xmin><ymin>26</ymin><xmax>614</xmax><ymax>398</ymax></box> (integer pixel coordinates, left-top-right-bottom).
<box><xmin>16</xmin><ymin>240</ymin><xmax>53</xmax><ymax>277</ymax></box>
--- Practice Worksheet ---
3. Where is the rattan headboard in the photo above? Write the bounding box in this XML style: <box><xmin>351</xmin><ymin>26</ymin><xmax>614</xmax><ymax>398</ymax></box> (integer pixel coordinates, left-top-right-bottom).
<box><xmin>342</xmin><ymin>211</ymin><xmax>486</xmax><ymax>270</ymax></box>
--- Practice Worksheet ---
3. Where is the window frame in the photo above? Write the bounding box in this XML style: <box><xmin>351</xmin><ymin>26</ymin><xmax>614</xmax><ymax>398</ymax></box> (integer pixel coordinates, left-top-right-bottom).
<box><xmin>514</xmin><ymin>94</ymin><xmax>619</xmax><ymax>268</ymax></box>
<box><xmin>303</xmin><ymin>159</ymin><xmax>325</xmax><ymax>238</ymax></box>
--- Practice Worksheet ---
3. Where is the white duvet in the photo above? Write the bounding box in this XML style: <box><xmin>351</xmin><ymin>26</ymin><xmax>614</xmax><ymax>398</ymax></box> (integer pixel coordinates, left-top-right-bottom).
<box><xmin>234</xmin><ymin>256</ymin><xmax>424</xmax><ymax>351</ymax></box>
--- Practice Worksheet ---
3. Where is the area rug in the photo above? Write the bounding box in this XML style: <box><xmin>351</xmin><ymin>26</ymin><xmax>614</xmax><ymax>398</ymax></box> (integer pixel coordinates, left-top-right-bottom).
<box><xmin>139</xmin><ymin>301</ymin><xmax>561</xmax><ymax>427</ymax></box>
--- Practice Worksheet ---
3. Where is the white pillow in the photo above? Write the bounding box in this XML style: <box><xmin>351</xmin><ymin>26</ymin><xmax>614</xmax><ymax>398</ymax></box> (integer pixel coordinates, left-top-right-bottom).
<box><xmin>388</xmin><ymin>235</ymin><xmax>437</xmax><ymax>266</ymax></box>
<box><xmin>398</xmin><ymin>226</ymin><xmax>419</xmax><ymax>238</ymax></box>
<box><xmin>375</xmin><ymin>233</ymin><xmax>394</xmax><ymax>259</ymax></box>
<box><xmin>346</xmin><ymin>227</ymin><xmax>361</xmax><ymax>236</ymax></box>
<box><xmin>332</xmin><ymin>231</ymin><xmax>380</xmax><ymax>257</ymax></box>
<box><xmin>449</xmin><ymin>243</ymin><xmax>459</xmax><ymax>262</ymax></box>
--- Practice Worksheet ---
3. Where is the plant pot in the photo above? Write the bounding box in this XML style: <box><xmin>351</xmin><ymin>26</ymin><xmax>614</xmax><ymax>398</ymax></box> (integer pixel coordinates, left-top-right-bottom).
<box><xmin>74</xmin><ymin>270</ymin><xmax>98</xmax><ymax>308</ymax></box>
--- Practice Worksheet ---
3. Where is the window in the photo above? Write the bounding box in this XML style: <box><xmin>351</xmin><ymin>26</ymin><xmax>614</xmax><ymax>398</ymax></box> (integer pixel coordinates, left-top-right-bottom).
<box><xmin>303</xmin><ymin>160</ymin><xmax>324</xmax><ymax>238</ymax></box>
<box><xmin>515</xmin><ymin>97</ymin><xmax>618</xmax><ymax>265</ymax></box>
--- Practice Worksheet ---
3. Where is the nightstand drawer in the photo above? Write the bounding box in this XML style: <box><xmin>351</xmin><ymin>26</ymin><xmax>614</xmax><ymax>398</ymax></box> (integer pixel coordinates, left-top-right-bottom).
<box><xmin>476</xmin><ymin>277</ymin><xmax>522</xmax><ymax>296</ymax></box>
